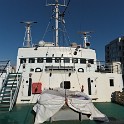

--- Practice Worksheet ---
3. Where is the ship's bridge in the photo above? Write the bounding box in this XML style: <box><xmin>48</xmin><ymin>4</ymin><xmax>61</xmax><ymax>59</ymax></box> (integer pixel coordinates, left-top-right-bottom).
<box><xmin>16</xmin><ymin>46</ymin><xmax>97</xmax><ymax>73</ymax></box>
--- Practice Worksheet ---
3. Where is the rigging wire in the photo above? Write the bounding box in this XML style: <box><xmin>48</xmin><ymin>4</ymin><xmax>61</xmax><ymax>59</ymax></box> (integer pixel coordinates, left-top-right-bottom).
<box><xmin>60</xmin><ymin>20</ymin><xmax>71</xmax><ymax>46</ymax></box>
<box><xmin>59</xmin><ymin>0</ymin><xmax>71</xmax><ymax>17</ymax></box>
<box><xmin>41</xmin><ymin>11</ymin><xmax>54</xmax><ymax>41</ymax></box>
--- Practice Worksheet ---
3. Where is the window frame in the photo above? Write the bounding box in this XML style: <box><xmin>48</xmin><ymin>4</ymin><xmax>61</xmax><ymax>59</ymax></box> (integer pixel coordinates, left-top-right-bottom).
<box><xmin>46</xmin><ymin>57</ymin><xmax>52</xmax><ymax>63</ymax></box>
<box><xmin>20</xmin><ymin>58</ymin><xmax>26</xmax><ymax>64</ymax></box>
<box><xmin>37</xmin><ymin>58</ymin><xmax>44</xmax><ymax>63</ymax></box>
<box><xmin>55</xmin><ymin>57</ymin><xmax>61</xmax><ymax>63</ymax></box>
<box><xmin>29</xmin><ymin>58</ymin><xmax>35</xmax><ymax>63</ymax></box>
<box><xmin>63</xmin><ymin>58</ymin><xmax>70</xmax><ymax>63</ymax></box>
<box><xmin>80</xmin><ymin>58</ymin><xmax>86</xmax><ymax>64</ymax></box>
<box><xmin>72</xmin><ymin>58</ymin><xmax>78</xmax><ymax>63</ymax></box>
<box><xmin>88</xmin><ymin>59</ymin><xmax>94</xmax><ymax>64</ymax></box>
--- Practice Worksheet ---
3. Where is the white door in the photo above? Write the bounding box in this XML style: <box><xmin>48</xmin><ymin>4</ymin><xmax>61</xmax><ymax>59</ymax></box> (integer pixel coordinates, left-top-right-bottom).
<box><xmin>22</xmin><ymin>73</ymin><xmax>29</xmax><ymax>96</ymax></box>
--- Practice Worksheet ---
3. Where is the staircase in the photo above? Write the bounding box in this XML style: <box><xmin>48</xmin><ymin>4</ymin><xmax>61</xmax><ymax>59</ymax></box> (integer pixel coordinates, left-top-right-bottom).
<box><xmin>0</xmin><ymin>73</ymin><xmax>22</xmax><ymax>111</ymax></box>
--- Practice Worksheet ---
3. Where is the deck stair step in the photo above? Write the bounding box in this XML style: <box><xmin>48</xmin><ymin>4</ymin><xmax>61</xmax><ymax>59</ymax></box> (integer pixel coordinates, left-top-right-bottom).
<box><xmin>0</xmin><ymin>94</ymin><xmax>11</xmax><ymax>98</ymax></box>
<box><xmin>0</xmin><ymin>103</ymin><xmax>10</xmax><ymax>107</ymax></box>
<box><xmin>0</xmin><ymin>73</ymin><xmax>22</xmax><ymax>111</ymax></box>
<box><xmin>1</xmin><ymin>90</ymin><xmax>15</xmax><ymax>93</ymax></box>
<box><xmin>2</xmin><ymin>98</ymin><xmax>10</xmax><ymax>102</ymax></box>
<box><xmin>0</xmin><ymin>102</ymin><xmax>10</xmax><ymax>111</ymax></box>
<box><xmin>6</xmin><ymin>86</ymin><xmax>17</xmax><ymax>88</ymax></box>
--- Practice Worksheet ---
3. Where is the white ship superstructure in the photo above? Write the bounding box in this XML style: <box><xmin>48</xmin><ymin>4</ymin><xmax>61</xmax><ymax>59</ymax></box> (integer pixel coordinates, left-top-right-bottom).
<box><xmin>16</xmin><ymin>37</ymin><xmax>123</xmax><ymax>103</ymax></box>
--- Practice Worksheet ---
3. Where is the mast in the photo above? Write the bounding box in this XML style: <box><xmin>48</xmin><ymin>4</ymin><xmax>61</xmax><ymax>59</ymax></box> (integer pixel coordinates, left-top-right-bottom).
<box><xmin>21</xmin><ymin>21</ymin><xmax>37</xmax><ymax>47</ymax></box>
<box><xmin>46</xmin><ymin>0</ymin><xmax>66</xmax><ymax>47</ymax></box>
<box><xmin>55</xmin><ymin>0</ymin><xmax>59</xmax><ymax>46</ymax></box>
<box><xmin>83</xmin><ymin>32</ymin><xmax>89</xmax><ymax>48</ymax></box>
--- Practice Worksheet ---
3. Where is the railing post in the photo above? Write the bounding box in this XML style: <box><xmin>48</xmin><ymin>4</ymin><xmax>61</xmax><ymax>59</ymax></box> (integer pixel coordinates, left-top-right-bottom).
<box><xmin>6</xmin><ymin>60</ymin><xmax>10</xmax><ymax>75</ymax></box>
<box><xmin>17</xmin><ymin>74</ymin><xmax>18</xmax><ymax>85</ymax></box>
<box><xmin>8</xmin><ymin>60</ymin><xmax>10</xmax><ymax>72</ymax></box>
<box><xmin>9</xmin><ymin>90</ymin><xmax>13</xmax><ymax>111</ymax></box>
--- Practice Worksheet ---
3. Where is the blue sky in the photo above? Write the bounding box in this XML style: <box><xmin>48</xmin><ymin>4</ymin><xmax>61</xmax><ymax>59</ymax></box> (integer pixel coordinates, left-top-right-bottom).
<box><xmin>0</xmin><ymin>0</ymin><xmax>124</xmax><ymax>65</ymax></box>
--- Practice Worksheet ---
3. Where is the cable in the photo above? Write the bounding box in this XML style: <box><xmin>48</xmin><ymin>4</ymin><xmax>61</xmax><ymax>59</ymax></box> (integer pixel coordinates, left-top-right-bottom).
<box><xmin>60</xmin><ymin>0</ymin><xmax>71</xmax><ymax>17</ymax></box>
<box><xmin>41</xmin><ymin>11</ymin><xmax>55</xmax><ymax>41</ymax></box>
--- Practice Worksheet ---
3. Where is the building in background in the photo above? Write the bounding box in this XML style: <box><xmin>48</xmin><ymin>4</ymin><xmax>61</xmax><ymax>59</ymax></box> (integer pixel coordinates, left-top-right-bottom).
<box><xmin>105</xmin><ymin>36</ymin><xmax>124</xmax><ymax>75</ymax></box>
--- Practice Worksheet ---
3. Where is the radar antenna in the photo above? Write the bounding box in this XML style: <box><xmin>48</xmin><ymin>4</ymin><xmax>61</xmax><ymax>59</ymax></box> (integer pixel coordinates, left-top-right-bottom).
<box><xmin>78</xmin><ymin>31</ymin><xmax>93</xmax><ymax>49</ymax></box>
<box><xmin>20</xmin><ymin>21</ymin><xmax>37</xmax><ymax>47</ymax></box>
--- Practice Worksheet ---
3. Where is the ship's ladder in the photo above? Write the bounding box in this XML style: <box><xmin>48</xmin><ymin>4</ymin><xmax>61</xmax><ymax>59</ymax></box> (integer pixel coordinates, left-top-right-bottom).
<box><xmin>0</xmin><ymin>73</ymin><xmax>22</xmax><ymax>111</ymax></box>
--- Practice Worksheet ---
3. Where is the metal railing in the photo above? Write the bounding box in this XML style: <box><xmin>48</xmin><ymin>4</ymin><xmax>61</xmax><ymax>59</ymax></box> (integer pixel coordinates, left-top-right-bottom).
<box><xmin>9</xmin><ymin>73</ymin><xmax>22</xmax><ymax>111</ymax></box>
<box><xmin>0</xmin><ymin>60</ymin><xmax>10</xmax><ymax>77</ymax></box>
<box><xmin>95</xmin><ymin>61</ymin><xmax>122</xmax><ymax>74</ymax></box>
<box><xmin>0</xmin><ymin>60</ymin><xmax>11</xmax><ymax>96</ymax></box>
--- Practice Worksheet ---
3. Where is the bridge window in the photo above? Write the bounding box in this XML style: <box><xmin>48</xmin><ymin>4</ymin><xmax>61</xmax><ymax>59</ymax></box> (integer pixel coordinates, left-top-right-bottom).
<box><xmin>80</xmin><ymin>58</ymin><xmax>86</xmax><ymax>64</ymax></box>
<box><xmin>64</xmin><ymin>58</ymin><xmax>70</xmax><ymax>63</ymax></box>
<box><xmin>88</xmin><ymin>59</ymin><xmax>94</xmax><ymax>64</ymax></box>
<box><xmin>55</xmin><ymin>57</ymin><xmax>61</xmax><ymax>63</ymax></box>
<box><xmin>46</xmin><ymin>57</ymin><xmax>52</xmax><ymax>63</ymax></box>
<box><xmin>72</xmin><ymin>58</ymin><xmax>78</xmax><ymax>63</ymax></box>
<box><xmin>29</xmin><ymin>58</ymin><xmax>35</xmax><ymax>63</ymax></box>
<box><xmin>20</xmin><ymin>58</ymin><xmax>26</xmax><ymax>64</ymax></box>
<box><xmin>37</xmin><ymin>58</ymin><xmax>43</xmax><ymax>63</ymax></box>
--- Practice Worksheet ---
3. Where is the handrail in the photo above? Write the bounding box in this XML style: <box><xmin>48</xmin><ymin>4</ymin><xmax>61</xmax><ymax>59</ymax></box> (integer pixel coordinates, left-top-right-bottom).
<box><xmin>10</xmin><ymin>64</ymin><xmax>21</xmax><ymax>90</ymax></box>
<box><xmin>0</xmin><ymin>73</ymin><xmax>8</xmax><ymax>95</ymax></box>
<box><xmin>0</xmin><ymin>60</ymin><xmax>10</xmax><ymax>78</ymax></box>
<box><xmin>0</xmin><ymin>60</ymin><xmax>10</xmax><ymax>93</ymax></box>
<box><xmin>9</xmin><ymin>74</ymin><xmax>22</xmax><ymax>111</ymax></box>
<box><xmin>95</xmin><ymin>61</ymin><xmax>122</xmax><ymax>74</ymax></box>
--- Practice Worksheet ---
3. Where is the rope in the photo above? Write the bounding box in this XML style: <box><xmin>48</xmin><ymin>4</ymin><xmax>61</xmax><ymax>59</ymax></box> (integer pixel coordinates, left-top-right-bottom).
<box><xmin>60</xmin><ymin>20</ymin><xmax>71</xmax><ymax>46</ymax></box>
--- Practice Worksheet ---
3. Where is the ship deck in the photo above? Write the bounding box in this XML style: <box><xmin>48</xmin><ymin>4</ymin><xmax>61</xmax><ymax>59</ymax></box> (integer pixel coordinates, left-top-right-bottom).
<box><xmin>0</xmin><ymin>102</ymin><xmax>124</xmax><ymax>124</ymax></box>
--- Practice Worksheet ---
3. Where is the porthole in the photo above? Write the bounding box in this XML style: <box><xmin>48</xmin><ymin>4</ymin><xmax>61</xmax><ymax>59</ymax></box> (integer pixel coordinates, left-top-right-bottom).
<box><xmin>78</xmin><ymin>68</ymin><xmax>84</xmax><ymax>72</ymax></box>
<box><xmin>35</xmin><ymin>68</ymin><xmax>42</xmax><ymax>72</ymax></box>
